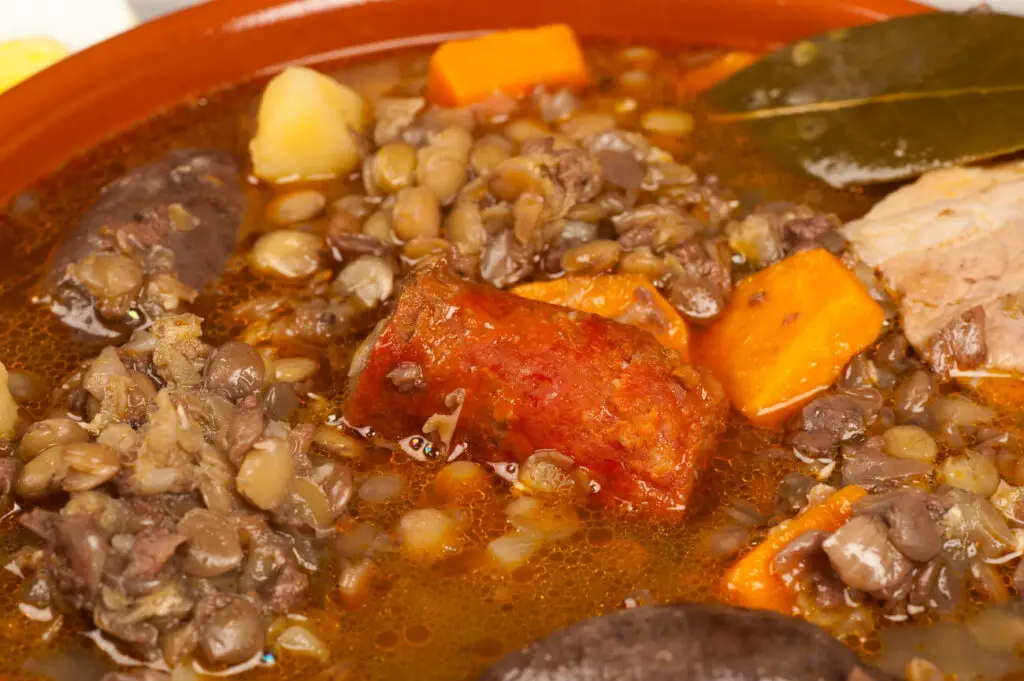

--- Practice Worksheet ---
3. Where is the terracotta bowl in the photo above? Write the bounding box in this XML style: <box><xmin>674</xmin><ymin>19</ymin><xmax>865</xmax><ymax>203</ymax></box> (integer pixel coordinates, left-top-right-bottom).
<box><xmin>0</xmin><ymin>0</ymin><xmax>928</xmax><ymax>204</ymax></box>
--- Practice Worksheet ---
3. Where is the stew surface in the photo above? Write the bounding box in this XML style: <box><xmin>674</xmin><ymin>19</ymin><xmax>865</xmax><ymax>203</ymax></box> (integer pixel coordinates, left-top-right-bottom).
<box><xmin>0</xmin><ymin>35</ymin><xmax>1020</xmax><ymax>681</ymax></box>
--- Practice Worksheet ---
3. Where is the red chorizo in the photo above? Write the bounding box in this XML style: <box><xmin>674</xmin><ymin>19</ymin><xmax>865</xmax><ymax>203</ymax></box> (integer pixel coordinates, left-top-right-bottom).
<box><xmin>343</xmin><ymin>265</ymin><xmax>728</xmax><ymax>517</ymax></box>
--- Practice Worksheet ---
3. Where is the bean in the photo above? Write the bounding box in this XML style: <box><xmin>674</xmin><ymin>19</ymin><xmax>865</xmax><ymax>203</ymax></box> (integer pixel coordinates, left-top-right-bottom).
<box><xmin>337</xmin><ymin>522</ymin><xmax>379</xmax><ymax>558</ymax></box>
<box><xmin>639</xmin><ymin>109</ymin><xmax>695</xmax><ymax>137</ymax></box>
<box><xmin>236</xmin><ymin>438</ymin><xmax>294</xmax><ymax>510</ymax></box>
<box><xmin>335</xmin><ymin>255</ymin><xmax>394</xmax><ymax>309</ymax></box>
<box><xmin>289</xmin><ymin>477</ymin><xmax>335</xmax><ymax>530</ymax></box>
<box><xmin>487</xmin><ymin>532</ymin><xmax>538</xmax><ymax>570</ymax></box>
<box><xmin>822</xmin><ymin>515</ymin><xmax>911</xmax><ymax>592</ymax></box>
<box><xmin>310</xmin><ymin>461</ymin><xmax>355</xmax><ymax>518</ymax></box>
<box><xmin>332</xmin><ymin>195</ymin><xmax>373</xmax><ymax>220</ymax></box>
<box><xmin>196</xmin><ymin>596</ymin><xmax>264</xmax><ymax>666</ymax></box>
<box><xmin>358</xmin><ymin>474</ymin><xmax>404</xmax><ymax>504</ymax></box>
<box><xmin>883</xmin><ymin>426</ymin><xmax>938</xmax><ymax>462</ymax></box>
<box><xmin>489</xmin><ymin>157</ymin><xmax>547</xmax><ymax>202</ymax></box>
<box><xmin>20</xmin><ymin>418</ymin><xmax>88</xmax><ymax>461</ymax></box>
<box><xmin>368</xmin><ymin>143</ymin><xmax>417</xmax><ymax>194</ymax></box>
<box><xmin>886</xmin><ymin>492</ymin><xmax>942</xmax><ymax>562</ymax></box>
<box><xmin>930</xmin><ymin>395</ymin><xmax>995</xmax><ymax>428</ymax></box>
<box><xmin>61</xmin><ymin>442</ymin><xmax>121</xmax><ymax>491</ymax></box>
<box><xmin>506</xmin><ymin>497</ymin><xmax>581</xmax><ymax>541</ymax></box>
<box><xmin>617</xmin><ymin>248</ymin><xmax>666</xmax><ymax>279</ymax></box>
<box><xmin>894</xmin><ymin>370</ymin><xmax>935</xmax><ymax>416</ymax></box>
<box><xmin>251</xmin><ymin>230</ymin><xmax>322</xmax><ymax>278</ymax></box>
<box><xmin>939</xmin><ymin>451</ymin><xmax>1000</xmax><ymax>497</ymax></box>
<box><xmin>905</xmin><ymin>658</ymin><xmax>943</xmax><ymax>681</ymax></box>
<box><xmin>537</xmin><ymin>88</ymin><xmax>579</xmax><ymax>123</ymax></box>
<box><xmin>444</xmin><ymin>204</ymin><xmax>487</xmax><ymax>255</ymax></box>
<box><xmin>560</xmin><ymin>112</ymin><xmax>616</xmax><ymax>140</ymax></box>
<box><xmin>17</xmin><ymin>445</ymin><xmax>67</xmax><ymax>497</ymax></box>
<box><xmin>433</xmin><ymin>461</ymin><xmax>492</xmax><ymax>502</ymax></box>
<box><xmin>403</xmin><ymin>237</ymin><xmax>451</xmax><ymax>262</ymax></box>
<box><xmin>430</xmin><ymin>126</ymin><xmax>474</xmax><ymax>155</ymax></box>
<box><xmin>266</xmin><ymin>189</ymin><xmax>326</xmax><ymax>225</ymax></box>
<box><xmin>470</xmin><ymin>137</ymin><xmax>512</xmax><ymax>175</ymax></box>
<box><xmin>504</xmin><ymin>119</ymin><xmax>550</xmax><ymax>144</ymax></box>
<box><xmin>178</xmin><ymin>509</ymin><xmax>243</xmax><ymax>577</ymax></box>
<box><xmin>273</xmin><ymin>358</ymin><xmax>319</xmax><ymax>383</ymax></box>
<box><xmin>6</xmin><ymin>369</ymin><xmax>47</xmax><ymax>404</ymax></box>
<box><xmin>362</xmin><ymin>210</ymin><xmax>394</xmax><ymax>243</ymax></box>
<box><xmin>205</xmin><ymin>341</ymin><xmax>265</xmax><ymax>400</ymax></box>
<box><xmin>416</xmin><ymin>146</ymin><xmax>467</xmax><ymax>205</ymax></box>
<box><xmin>708</xmin><ymin>525</ymin><xmax>749</xmax><ymax>558</ymax></box>
<box><xmin>617</xmin><ymin>69</ymin><xmax>652</xmax><ymax>91</ymax></box>
<box><xmin>72</xmin><ymin>253</ymin><xmax>144</xmax><ymax>304</ymax></box>
<box><xmin>313</xmin><ymin>426</ymin><xmax>365</xmax><ymax>459</ymax></box>
<box><xmin>392</xmin><ymin>187</ymin><xmax>441</xmax><ymax>241</ymax></box>
<box><xmin>422</xmin><ymin>107</ymin><xmax>476</xmax><ymax>134</ymax></box>
<box><xmin>398</xmin><ymin>508</ymin><xmax>460</xmax><ymax>562</ymax></box>
<box><xmin>619</xmin><ymin>46</ymin><xmax>660</xmax><ymax>66</ymax></box>
<box><xmin>561</xmin><ymin>240</ymin><xmax>621</xmax><ymax>275</ymax></box>
<box><xmin>273</xmin><ymin>625</ymin><xmax>330</xmax><ymax>663</ymax></box>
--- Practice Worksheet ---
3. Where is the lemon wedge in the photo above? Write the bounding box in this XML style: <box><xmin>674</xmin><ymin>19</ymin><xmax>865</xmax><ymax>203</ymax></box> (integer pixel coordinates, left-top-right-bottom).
<box><xmin>0</xmin><ymin>38</ymin><xmax>69</xmax><ymax>95</ymax></box>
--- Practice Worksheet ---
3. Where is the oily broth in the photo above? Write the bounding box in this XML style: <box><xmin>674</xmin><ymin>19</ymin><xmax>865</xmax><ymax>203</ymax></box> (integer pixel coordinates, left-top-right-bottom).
<box><xmin>0</xmin><ymin>43</ymin><xmax>933</xmax><ymax>681</ymax></box>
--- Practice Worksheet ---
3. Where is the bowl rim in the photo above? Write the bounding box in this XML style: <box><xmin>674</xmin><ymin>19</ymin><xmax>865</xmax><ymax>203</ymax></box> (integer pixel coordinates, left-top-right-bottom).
<box><xmin>0</xmin><ymin>0</ymin><xmax>931</xmax><ymax>204</ymax></box>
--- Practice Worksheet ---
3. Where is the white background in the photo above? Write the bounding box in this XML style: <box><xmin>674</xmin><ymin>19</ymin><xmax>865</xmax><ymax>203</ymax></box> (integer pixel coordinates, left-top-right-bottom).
<box><xmin>0</xmin><ymin>0</ymin><xmax>1021</xmax><ymax>52</ymax></box>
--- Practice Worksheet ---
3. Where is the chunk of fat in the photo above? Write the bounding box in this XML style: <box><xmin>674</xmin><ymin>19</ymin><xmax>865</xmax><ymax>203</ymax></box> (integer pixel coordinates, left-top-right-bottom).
<box><xmin>842</xmin><ymin>162</ymin><xmax>1024</xmax><ymax>375</ymax></box>
<box><xmin>843</xmin><ymin>169</ymin><xmax>1024</xmax><ymax>269</ymax></box>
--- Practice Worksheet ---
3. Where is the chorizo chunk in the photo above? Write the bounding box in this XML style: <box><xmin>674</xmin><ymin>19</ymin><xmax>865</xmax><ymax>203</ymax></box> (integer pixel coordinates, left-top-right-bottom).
<box><xmin>344</xmin><ymin>265</ymin><xmax>727</xmax><ymax>518</ymax></box>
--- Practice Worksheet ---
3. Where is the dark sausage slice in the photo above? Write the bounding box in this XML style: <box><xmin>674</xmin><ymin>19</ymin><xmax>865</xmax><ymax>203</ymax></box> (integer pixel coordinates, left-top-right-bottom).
<box><xmin>343</xmin><ymin>265</ymin><xmax>728</xmax><ymax>518</ymax></box>
<box><xmin>42</xmin><ymin>148</ymin><xmax>244</xmax><ymax>337</ymax></box>
<box><xmin>477</xmin><ymin>603</ymin><xmax>895</xmax><ymax>681</ymax></box>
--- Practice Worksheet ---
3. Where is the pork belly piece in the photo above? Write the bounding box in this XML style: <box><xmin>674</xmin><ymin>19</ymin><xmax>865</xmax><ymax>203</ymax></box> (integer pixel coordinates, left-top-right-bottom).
<box><xmin>343</xmin><ymin>265</ymin><xmax>728</xmax><ymax>518</ymax></box>
<box><xmin>843</xmin><ymin>162</ymin><xmax>1024</xmax><ymax>377</ymax></box>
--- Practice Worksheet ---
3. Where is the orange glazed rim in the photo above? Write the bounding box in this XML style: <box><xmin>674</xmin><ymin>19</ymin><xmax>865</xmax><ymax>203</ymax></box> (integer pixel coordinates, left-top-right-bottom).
<box><xmin>0</xmin><ymin>0</ymin><xmax>930</xmax><ymax>205</ymax></box>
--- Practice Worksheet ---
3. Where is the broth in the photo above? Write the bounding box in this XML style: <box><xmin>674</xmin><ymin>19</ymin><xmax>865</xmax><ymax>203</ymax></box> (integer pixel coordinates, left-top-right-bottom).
<box><xmin>0</xmin><ymin>41</ymin><xmax>1015</xmax><ymax>681</ymax></box>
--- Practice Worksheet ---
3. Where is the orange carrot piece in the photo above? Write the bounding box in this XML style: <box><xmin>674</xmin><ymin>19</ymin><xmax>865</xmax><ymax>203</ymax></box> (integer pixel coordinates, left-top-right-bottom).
<box><xmin>427</xmin><ymin>24</ymin><xmax>590</xmax><ymax>107</ymax></box>
<box><xmin>512</xmin><ymin>275</ymin><xmax>690</xmax><ymax>362</ymax></box>
<box><xmin>967</xmin><ymin>376</ymin><xmax>1024</xmax><ymax>412</ymax></box>
<box><xmin>678</xmin><ymin>51</ymin><xmax>756</xmax><ymax>96</ymax></box>
<box><xmin>695</xmin><ymin>249</ymin><xmax>884</xmax><ymax>428</ymax></box>
<box><xmin>723</xmin><ymin>485</ymin><xmax>867</xmax><ymax>614</ymax></box>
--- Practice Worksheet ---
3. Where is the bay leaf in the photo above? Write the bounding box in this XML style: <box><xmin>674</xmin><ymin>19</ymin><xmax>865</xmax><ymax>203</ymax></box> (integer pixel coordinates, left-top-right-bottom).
<box><xmin>699</xmin><ymin>12</ymin><xmax>1024</xmax><ymax>188</ymax></box>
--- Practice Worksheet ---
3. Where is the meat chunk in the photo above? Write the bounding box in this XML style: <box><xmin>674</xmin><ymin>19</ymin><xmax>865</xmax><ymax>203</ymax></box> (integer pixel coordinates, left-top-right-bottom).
<box><xmin>843</xmin><ymin>162</ymin><xmax>1024</xmax><ymax>377</ymax></box>
<box><xmin>43</xmin><ymin>148</ymin><xmax>245</xmax><ymax>338</ymax></box>
<box><xmin>343</xmin><ymin>265</ymin><xmax>728</xmax><ymax>517</ymax></box>
<box><xmin>477</xmin><ymin>603</ymin><xmax>894</xmax><ymax>681</ymax></box>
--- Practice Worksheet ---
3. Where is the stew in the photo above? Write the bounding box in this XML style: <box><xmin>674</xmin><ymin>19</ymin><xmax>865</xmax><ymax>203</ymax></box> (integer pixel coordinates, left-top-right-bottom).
<box><xmin>0</xmin><ymin>27</ymin><xmax>1020</xmax><ymax>681</ymax></box>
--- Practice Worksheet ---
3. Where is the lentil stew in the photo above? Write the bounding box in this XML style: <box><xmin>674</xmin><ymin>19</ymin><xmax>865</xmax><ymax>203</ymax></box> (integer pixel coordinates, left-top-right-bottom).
<box><xmin>0</xmin><ymin>26</ymin><xmax>1021</xmax><ymax>681</ymax></box>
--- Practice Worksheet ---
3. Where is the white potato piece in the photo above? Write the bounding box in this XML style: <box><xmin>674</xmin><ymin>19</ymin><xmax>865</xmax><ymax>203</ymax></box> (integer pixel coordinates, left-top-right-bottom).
<box><xmin>0</xmin><ymin>362</ymin><xmax>18</xmax><ymax>439</ymax></box>
<box><xmin>250</xmin><ymin>66</ymin><xmax>368</xmax><ymax>183</ymax></box>
<box><xmin>939</xmin><ymin>451</ymin><xmax>1000</xmax><ymax>498</ymax></box>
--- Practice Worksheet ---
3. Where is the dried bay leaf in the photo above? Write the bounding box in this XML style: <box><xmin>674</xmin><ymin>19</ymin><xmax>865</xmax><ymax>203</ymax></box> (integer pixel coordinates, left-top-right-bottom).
<box><xmin>699</xmin><ymin>12</ymin><xmax>1024</xmax><ymax>188</ymax></box>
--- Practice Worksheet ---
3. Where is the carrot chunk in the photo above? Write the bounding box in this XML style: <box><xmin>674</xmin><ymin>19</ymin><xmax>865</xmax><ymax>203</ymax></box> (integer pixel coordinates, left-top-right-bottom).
<box><xmin>695</xmin><ymin>249</ymin><xmax>884</xmax><ymax>427</ymax></box>
<box><xmin>722</xmin><ymin>485</ymin><xmax>867</xmax><ymax>614</ymax></box>
<box><xmin>512</xmin><ymin>275</ymin><xmax>690</xmax><ymax>362</ymax></box>
<box><xmin>427</xmin><ymin>24</ymin><xmax>590</xmax><ymax>107</ymax></box>
<box><xmin>678</xmin><ymin>50</ymin><xmax>756</xmax><ymax>96</ymax></box>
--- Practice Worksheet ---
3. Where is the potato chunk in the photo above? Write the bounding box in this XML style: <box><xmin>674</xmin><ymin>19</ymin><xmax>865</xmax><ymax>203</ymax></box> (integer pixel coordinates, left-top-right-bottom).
<box><xmin>250</xmin><ymin>66</ymin><xmax>368</xmax><ymax>183</ymax></box>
